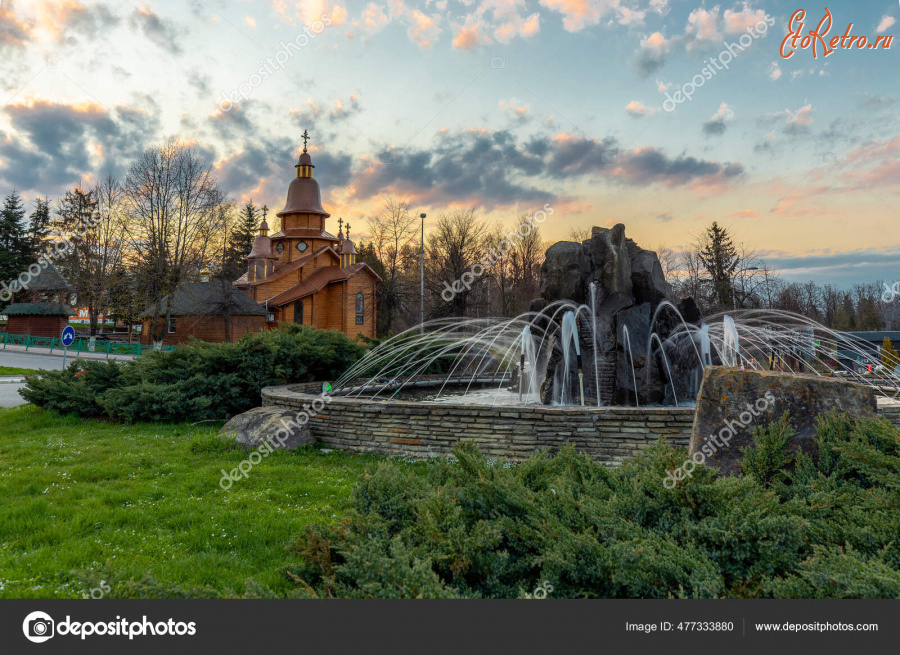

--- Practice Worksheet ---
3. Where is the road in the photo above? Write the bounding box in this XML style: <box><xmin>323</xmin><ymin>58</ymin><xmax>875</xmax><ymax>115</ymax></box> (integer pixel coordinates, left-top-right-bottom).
<box><xmin>0</xmin><ymin>382</ymin><xmax>26</xmax><ymax>407</ymax></box>
<box><xmin>0</xmin><ymin>350</ymin><xmax>72</xmax><ymax>371</ymax></box>
<box><xmin>0</xmin><ymin>351</ymin><xmax>75</xmax><ymax>408</ymax></box>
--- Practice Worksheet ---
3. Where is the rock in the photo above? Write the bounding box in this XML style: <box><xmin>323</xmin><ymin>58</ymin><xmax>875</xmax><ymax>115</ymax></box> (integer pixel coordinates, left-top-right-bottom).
<box><xmin>689</xmin><ymin>367</ymin><xmax>878</xmax><ymax>476</ymax></box>
<box><xmin>219</xmin><ymin>406</ymin><xmax>315</xmax><ymax>450</ymax></box>
<box><xmin>533</xmin><ymin>223</ymin><xmax>694</xmax><ymax>406</ymax></box>
<box><xmin>539</xmin><ymin>241</ymin><xmax>590</xmax><ymax>305</ymax></box>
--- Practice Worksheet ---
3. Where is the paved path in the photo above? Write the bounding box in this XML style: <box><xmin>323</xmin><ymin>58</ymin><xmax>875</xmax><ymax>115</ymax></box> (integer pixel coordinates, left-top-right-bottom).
<box><xmin>0</xmin><ymin>344</ymin><xmax>135</xmax><ymax>363</ymax></box>
<box><xmin>0</xmin><ymin>383</ymin><xmax>26</xmax><ymax>407</ymax></box>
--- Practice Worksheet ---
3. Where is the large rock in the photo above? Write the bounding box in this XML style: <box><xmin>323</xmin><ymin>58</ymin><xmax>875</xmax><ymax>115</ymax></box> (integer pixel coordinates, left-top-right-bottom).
<box><xmin>219</xmin><ymin>406</ymin><xmax>315</xmax><ymax>450</ymax></box>
<box><xmin>539</xmin><ymin>241</ymin><xmax>590</xmax><ymax>305</ymax></box>
<box><xmin>689</xmin><ymin>367</ymin><xmax>878</xmax><ymax>476</ymax></box>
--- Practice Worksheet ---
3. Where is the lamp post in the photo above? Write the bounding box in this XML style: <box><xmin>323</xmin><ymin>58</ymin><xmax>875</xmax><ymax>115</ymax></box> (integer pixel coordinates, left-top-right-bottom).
<box><xmin>420</xmin><ymin>213</ymin><xmax>426</xmax><ymax>334</ymax></box>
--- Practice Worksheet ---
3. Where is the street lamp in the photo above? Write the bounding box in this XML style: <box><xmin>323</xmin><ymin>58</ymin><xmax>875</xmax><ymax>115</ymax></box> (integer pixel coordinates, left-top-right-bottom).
<box><xmin>420</xmin><ymin>213</ymin><xmax>426</xmax><ymax>334</ymax></box>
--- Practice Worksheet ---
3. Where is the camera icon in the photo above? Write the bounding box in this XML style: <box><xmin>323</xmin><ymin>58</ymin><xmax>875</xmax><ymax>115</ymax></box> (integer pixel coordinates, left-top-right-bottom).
<box><xmin>823</xmin><ymin>152</ymin><xmax>837</xmax><ymax>164</ymax></box>
<box><xmin>379</xmin><ymin>151</ymin><xmax>393</xmax><ymax>164</ymax></box>
<box><xmin>23</xmin><ymin>611</ymin><xmax>55</xmax><ymax>643</ymax></box>
<box><xmin>601</xmin><ymin>151</ymin><xmax>617</xmax><ymax>163</ymax></box>
<box><xmin>47</xmin><ymin>57</ymin><xmax>63</xmax><ymax>69</ymax></box>
<box><xmin>491</xmin><ymin>57</ymin><xmax>505</xmax><ymax>69</ymax></box>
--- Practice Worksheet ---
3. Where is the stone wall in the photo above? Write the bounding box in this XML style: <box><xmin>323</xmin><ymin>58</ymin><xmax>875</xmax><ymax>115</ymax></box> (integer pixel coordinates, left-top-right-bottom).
<box><xmin>263</xmin><ymin>383</ymin><xmax>695</xmax><ymax>465</ymax></box>
<box><xmin>263</xmin><ymin>384</ymin><xmax>900</xmax><ymax>465</ymax></box>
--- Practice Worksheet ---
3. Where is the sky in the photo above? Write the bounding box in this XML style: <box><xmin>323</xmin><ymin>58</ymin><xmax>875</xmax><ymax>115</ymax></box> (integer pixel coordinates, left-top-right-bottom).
<box><xmin>0</xmin><ymin>0</ymin><xmax>898</xmax><ymax>287</ymax></box>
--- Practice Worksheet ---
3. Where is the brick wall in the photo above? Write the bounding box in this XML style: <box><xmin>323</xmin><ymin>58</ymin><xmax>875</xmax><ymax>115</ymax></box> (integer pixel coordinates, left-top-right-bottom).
<box><xmin>262</xmin><ymin>384</ymin><xmax>900</xmax><ymax>464</ymax></box>
<box><xmin>262</xmin><ymin>383</ymin><xmax>695</xmax><ymax>465</ymax></box>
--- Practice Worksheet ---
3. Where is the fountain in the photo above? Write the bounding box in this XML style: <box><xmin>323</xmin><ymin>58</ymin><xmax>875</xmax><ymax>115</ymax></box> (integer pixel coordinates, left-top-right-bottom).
<box><xmin>262</xmin><ymin>223</ymin><xmax>900</xmax><ymax>463</ymax></box>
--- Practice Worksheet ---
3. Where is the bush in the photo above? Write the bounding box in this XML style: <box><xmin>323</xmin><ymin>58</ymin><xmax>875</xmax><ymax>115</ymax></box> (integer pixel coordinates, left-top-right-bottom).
<box><xmin>283</xmin><ymin>415</ymin><xmax>900</xmax><ymax>599</ymax></box>
<box><xmin>20</xmin><ymin>325</ymin><xmax>365</xmax><ymax>422</ymax></box>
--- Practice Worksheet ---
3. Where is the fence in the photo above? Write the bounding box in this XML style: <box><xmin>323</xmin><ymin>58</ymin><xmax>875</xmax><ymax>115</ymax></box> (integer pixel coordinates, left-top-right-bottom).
<box><xmin>0</xmin><ymin>333</ymin><xmax>173</xmax><ymax>358</ymax></box>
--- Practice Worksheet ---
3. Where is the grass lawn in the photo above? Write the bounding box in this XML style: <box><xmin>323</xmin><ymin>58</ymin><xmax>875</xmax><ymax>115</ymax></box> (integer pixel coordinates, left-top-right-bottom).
<box><xmin>0</xmin><ymin>366</ymin><xmax>37</xmax><ymax>376</ymax></box>
<box><xmin>0</xmin><ymin>405</ymin><xmax>405</xmax><ymax>598</ymax></box>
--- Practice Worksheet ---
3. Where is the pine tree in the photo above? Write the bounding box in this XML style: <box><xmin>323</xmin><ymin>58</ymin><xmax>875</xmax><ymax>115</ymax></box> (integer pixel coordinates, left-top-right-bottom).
<box><xmin>29</xmin><ymin>196</ymin><xmax>52</xmax><ymax>257</ymax></box>
<box><xmin>222</xmin><ymin>200</ymin><xmax>259</xmax><ymax>280</ymax></box>
<box><xmin>0</xmin><ymin>190</ymin><xmax>33</xmax><ymax>298</ymax></box>
<box><xmin>697</xmin><ymin>221</ymin><xmax>739</xmax><ymax>310</ymax></box>
<box><xmin>882</xmin><ymin>337</ymin><xmax>900</xmax><ymax>373</ymax></box>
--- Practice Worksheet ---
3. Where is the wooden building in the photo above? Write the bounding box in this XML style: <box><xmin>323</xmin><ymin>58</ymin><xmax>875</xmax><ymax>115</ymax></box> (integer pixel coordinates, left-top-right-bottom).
<box><xmin>234</xmin><ymin>132</ymin><xmax>380</xmax><ymax>341</ymax></box>
<box><xmin>2</xmin><ymin>262</ymin><xmax>74</xmax><ymax>337</ymax></box>
<box><xmin>139</xmin><ymin>281</ymin><xmax>268</xmax><ymax>346</ymax></box>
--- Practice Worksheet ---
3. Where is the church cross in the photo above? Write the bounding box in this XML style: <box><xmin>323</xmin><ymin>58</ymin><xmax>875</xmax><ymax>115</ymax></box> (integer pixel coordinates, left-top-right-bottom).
<box><xmin>301</xmin><ymin>129</ymin><xmax>310</xmax><ymax>152</ymax></box>
<box><xmin>337</xmin><ymin>217</ymin><xmax>343</xmax><ymax>236</ymax></box>
<box><xmin>345</xmin><ymin>222</ymin><xmax>351</xmax><ymax>239</ymax></box>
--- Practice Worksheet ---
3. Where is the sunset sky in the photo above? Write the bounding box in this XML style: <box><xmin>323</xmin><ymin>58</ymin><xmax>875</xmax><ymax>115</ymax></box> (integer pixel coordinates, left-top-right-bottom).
<box><xmin>0</xmin><ymin>0</ymin><xmax>898</xmax><ymax>286</ymax></box>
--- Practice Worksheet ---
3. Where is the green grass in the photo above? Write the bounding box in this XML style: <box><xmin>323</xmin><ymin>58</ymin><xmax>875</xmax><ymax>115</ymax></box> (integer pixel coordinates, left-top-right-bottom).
<box><xmin>0</xmin><ymin>366</ymin><xmax>36</xmax><ymax>376</ymax></box>
<box><xmin>0</xmin><ymin>405</ymin><xmax>405</xmax><ymax>598</ymax></box>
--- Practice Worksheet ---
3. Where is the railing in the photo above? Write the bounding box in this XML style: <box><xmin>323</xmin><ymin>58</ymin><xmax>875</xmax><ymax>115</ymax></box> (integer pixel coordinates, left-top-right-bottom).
<box><xmin>0</xmin><ymin>333</ymin><xmax>173</xmax><ymax>358</ymax></box>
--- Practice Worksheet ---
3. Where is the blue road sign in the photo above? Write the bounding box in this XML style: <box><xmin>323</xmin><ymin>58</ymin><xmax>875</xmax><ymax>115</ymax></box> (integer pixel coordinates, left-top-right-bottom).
<box><xmin>61</xmin><ymin>326</ymin><xmax>76</xmax><ymax>347</ymax></box>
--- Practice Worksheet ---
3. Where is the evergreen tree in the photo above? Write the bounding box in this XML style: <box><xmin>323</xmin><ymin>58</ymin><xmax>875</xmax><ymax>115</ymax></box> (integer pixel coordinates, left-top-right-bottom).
<box><xmin>29</xmin><ymin>196</ymin><xmax>52</xmax><ymax>257</ymax></box>
<box><xmin>697</xmin><ymin>221</ymin><xmax>739</xmax><ymax>310</ymax></box>
<box><xmin>0</xmin><ymin>190</ymin><xmax>33</xmax><ymax>300</ymax></box>
<box><xmin>222</xmin><ymin>200</ymin><xmax>259</xmax><ymax>280</ymax></box>
<box><xmin>882</xmin><ymin>337</ymin><xmax>900</xmax><ymax>373</ymax></box>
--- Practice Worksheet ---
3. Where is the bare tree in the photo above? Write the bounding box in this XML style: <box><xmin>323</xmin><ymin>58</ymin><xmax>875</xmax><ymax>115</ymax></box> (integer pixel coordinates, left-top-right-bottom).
<box><xmin>568</xmin><ymin>226</ymin><xmax>591</xmax><ymax>243</ymax></box>
<box><xmin>365</xmin><ymin>196</ymin><xmax>419</xmax><ymax>334</ymax></box>
<box><xmin>426</xmin><ymin>209</ymin><xmax>490</xmax><ymax>318</ymax></box>
<box><xmin>124</xmin><ymin>139</ymin><xmax>225</xmax><ymax>341</ymax></box>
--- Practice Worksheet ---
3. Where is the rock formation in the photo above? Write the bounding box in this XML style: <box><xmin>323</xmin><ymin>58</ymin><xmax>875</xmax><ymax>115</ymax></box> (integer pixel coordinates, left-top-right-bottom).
<box><xmin>535</xmin><ymin>224</ymin><xmax>701</xmax><ymax>405</ymax></box>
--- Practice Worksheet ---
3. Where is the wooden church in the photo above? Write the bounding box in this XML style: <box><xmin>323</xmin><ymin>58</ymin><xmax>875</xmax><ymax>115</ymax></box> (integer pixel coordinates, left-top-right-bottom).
<box><xmin>234</xmin><ymin>132</ymin><xmax>380</xmax><ymax>340</ymax></box>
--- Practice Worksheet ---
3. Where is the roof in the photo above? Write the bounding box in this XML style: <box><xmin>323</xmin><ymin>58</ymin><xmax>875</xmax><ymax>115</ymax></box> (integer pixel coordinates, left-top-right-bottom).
<box><xmin>248</xmin><ymin>234</ymin><xmax>276</xmax><ymax>259</ymax></box>
<box><xmin>140</xmin><ymin>282</ymin><xmax>268</xmax><ymax>318</ymax></box>
<box><xmin>270</xmin><ymin>228</ymin><xmax>339</xmax><ymax>241</ymax></box>
<box><xmin>266</xmin><ymin>262</ymin><xmax>382</xmax><ymax>307</ymax></box>
<box><xmin>276</xmin><ymin>176</ymin><xmax>330</xmax><ymax>218</ymax></box>
<box><xmin>339</xmin><ymin>238</ymin><xmax>357</xmax><ymax>255</ymax></box>
<box><xmin>233</xmin><ymin>245</ymin><xmax>340</xmax><ymax>287</ymax></box>
<box><xmin>3</xmin><ymin>302</ymin><xmax>72</xmax><ymax>316</ymax></box>
<box><xmin>25</xmin><ymin>263</ymin><xmax>72</xmax><ymax>292</ymax></box>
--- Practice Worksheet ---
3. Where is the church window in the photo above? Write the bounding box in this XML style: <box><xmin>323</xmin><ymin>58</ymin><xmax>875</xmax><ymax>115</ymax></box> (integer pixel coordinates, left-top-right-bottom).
<box><xmin>355</xmin><ymin>292</ymin><xmax>364</xmax><ymax>325</ymax></box>
<box><xmin>296</xmin><ymin>240</ymin><xmax>308</xmax><ymax>253</ymax></box>
<box><xmin>275</xmin><ymin>242</ymin><xmax>284</xmax><ymax>254</ymax></box>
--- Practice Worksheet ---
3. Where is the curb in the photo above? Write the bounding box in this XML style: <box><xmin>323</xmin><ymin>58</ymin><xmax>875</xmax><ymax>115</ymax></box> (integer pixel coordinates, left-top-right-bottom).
<box><xmin>0</xmin><ymin>377</ymin><xmax>25</xmax><ymax>384</ymax></box>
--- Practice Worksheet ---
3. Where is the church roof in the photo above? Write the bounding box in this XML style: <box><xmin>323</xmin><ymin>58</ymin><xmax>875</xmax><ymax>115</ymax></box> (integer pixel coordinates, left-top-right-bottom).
<box><xmin>140</xmin><ymin>282</ymin><xmax>268</xmax><ymax>318</ymax></box>
<box><xmin>233</xmin><ymin>245</ymin><xmax>340</xmax><ymax>287</ymax></box>
<box><xmin>248</xmin><ymin>234</ymin><xmax>276</xmax><ymax>259</ymax></box>
<box><xmin>276</xmin><ymin>176</ymin><xmax>329</xmax><ymax>218</ymax></box>
<box><xmin>265</xmin><ymin>262</ymin><xmax>381</xmax><ymax>307</ymax></box>
<box><xmin>270</xmin><ymin>228</ymin><xmax>339</xmax><ymax>241</ymax></box>
<box><xmin>339</xmin><ymin>238</ymin><xmax>357</xmax><ymax>255</ymax></box>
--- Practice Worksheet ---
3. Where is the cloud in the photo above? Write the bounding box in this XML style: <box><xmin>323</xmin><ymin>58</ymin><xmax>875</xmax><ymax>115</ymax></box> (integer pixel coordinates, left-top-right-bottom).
<box><xmin>0</xmin><ymin>99</ymin><xmax>161</xmax><ymax>194</ymax></box>
<box><xmin>768</xmin><ymin>62</ymin><xmax>781</xmax><ymax>80</ymax></box>
<box><xmin>129</xmin><ymin>6</ymin><xmax>185</xmax><ymax>54</ymax></box>
<box><xmin>727</xmin><ymin>209</ymin><xmax>758</xmax><ymax>219</ymax></box>
<box><xmin>406</xmin><ymin>9</ymin><xmax>441</xmax><ymax>48</ymax></box>
<box><xmin>722</xmin><ymin>4</ymin><xmax>767</xmax><ymax>34</ymax></box>
<box><xmin>858</xmin><ymin>94</ymin><xmax>895</xmax><ymax>110</ymax></box>
<box><xmin>346</xmin><ymin>128</ymin><xmax>742</xmax><ymax>210</ymax></box>
<box><xmin>876</xmin><ymin>15</ymin><xmax>896</xmax><ymax>33</ymax></box>
<box><xmin>685</xmin><ymin>6</ymin><xmax>721</xmax><ymax>47</ymax></box>
<box><xmin>452</xmin><ymin>21</ymin><xmax>492</xmax><ymax>50</ymax></box>
<box><xmin>625</xmin><ymin>100</ymin><xmax>654</xmax><ymax>118</ymax></box>
<box><xmin>702</xmin><ymin>102</ymin><xmax>734</xmax><ymax>136</ymax></box>
<box><xmin>783</xmin><ymin>104</ymin><xmax>814</xmax><ymax>135</ymax></box>
<box><xmin>656</xmin><ymin>211</ymin><xmax>674</xmax><ymax>222</ymax></box>
<box><xmin>271</xmin><ymin>0</ymin><xmax>347</xmax><ymax>26</ymax></box>
<box><xmin>634</xmin><ymin>31</ymin><xmax>668</xmax><ymax>76</ymax></box>
<box><xmin>499</xmin><ymin>98</ymin><xmax>530</xmax><ymax>122</ymax></box>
